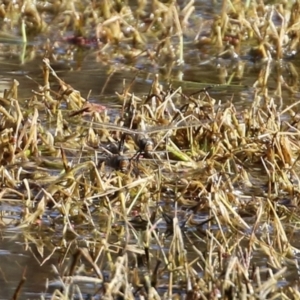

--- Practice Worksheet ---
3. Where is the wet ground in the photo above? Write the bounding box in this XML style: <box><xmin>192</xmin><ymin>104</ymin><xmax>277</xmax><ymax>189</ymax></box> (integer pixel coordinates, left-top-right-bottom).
<box><xmin>2</xmin><ymin>1</ymin><xmax>300</xmax><ymax>299</ymax></box>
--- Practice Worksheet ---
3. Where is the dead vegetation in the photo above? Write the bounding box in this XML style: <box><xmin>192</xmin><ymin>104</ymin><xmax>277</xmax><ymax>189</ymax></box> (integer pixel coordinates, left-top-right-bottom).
<box><xmin>2</xmin><ymin>0</ymin><xmax>300</xmax><ymax>300</ymax></box>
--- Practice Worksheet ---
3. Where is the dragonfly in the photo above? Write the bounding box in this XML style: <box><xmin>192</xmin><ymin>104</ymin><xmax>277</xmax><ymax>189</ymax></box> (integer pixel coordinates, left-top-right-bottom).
<box><xmin>79</xmin><ymin>115</ymin><xmax>213</xmax><ymax>164</ymax></box>
<box><xmin>80</xmin><ymin>117</ymin><xmax>212</xmax><ymax>136</ymax></box>
<box><xmin>87</xmin><ymin>114</ymin><xmax>209</xmax><ymax>137</ymax></box>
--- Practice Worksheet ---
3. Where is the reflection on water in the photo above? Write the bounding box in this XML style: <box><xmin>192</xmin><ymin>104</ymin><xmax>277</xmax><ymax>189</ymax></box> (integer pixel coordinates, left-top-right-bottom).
<box><xmin>0</xmin><ymin>40</ymin><xmax>299</xmax><ymax>116</ymax></box>
<box><xmin>0</xmin><ymin>230</ymin><xmax>57</xmax><ymax>299</ymax></box>
<box><xmin>0</xmin><ymin>42</ymin><xmax>253</xmax><ymax>115</ymax></box>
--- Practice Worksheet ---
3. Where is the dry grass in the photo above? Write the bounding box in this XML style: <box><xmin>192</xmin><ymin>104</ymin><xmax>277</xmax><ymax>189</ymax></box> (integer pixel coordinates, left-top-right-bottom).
<box><xmin>2</xmin><ymin>0</ymin><xmax>300</xmax><ymax>299</ymax></box>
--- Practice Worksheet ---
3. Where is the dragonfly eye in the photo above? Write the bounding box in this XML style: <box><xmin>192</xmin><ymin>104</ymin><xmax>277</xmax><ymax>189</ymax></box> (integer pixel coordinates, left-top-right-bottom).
<box><xmin>139</xmin><ymin>138</ymin><xmax>154</xmax><ymax>152</ymax></box>
<box><xmin>144</xmin><ymin>140</ymin><xmax>154</xmax><ymax>153</ymax></box>
<box><xmin>116</xmin><ymin>156</ymin><xmax>130</xmax><ymax>172</ymax></box>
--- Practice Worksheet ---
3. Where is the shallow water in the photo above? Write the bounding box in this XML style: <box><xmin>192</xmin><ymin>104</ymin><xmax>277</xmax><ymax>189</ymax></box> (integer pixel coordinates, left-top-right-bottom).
<box><xmin>0</xmin><ymin>229</ymin><xmax>56</xmax><ymax>299</ymax></box>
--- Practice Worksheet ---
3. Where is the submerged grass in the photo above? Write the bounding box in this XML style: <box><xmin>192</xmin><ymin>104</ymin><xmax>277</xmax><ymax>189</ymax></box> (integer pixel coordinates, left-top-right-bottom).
<box><xmin>2</xmin><ymin>0</ymin><xmax>300</xmax><ymax>299</ymax></box>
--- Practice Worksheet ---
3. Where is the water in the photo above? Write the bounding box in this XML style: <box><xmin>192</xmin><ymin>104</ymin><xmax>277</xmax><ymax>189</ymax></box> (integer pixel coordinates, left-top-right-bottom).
<box><xmin>0</xmin><ymin>229</ymin><xmax>56</xmax><ymax>299</ymax></box>
<box><xmin>1</xmin><ymin>1</ymin><xmax>300</xmax><ymax>299</ymax></box>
